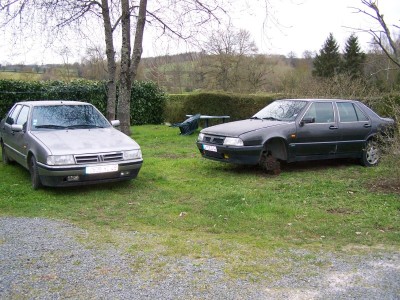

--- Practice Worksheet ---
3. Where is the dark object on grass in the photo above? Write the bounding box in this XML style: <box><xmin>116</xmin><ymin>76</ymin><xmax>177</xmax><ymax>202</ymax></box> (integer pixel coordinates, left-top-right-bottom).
<box><xmin>171</xmin><ymin>113</ymin><xmax>201</xmax><ymax>135</ymax></box>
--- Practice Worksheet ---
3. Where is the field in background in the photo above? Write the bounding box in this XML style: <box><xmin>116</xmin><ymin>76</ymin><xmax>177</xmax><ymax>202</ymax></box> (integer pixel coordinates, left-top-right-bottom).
<box><xmin>0</xmin><ymin>71</ymin><xmax>42</xmax><ymax>81</ymax></box>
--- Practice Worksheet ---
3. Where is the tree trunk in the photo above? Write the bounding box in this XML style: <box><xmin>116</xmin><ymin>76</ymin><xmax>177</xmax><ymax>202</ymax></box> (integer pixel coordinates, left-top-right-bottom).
<box><xmin>101</xmin><ymin>0</ymin><xmax>117</xmax><ymax>121</ymax></box>
<box><xmin>117</xmin><ymin>0</ymin><xmax>147</xmax><ymax>136</ymax></box>
<box><xmin>130</xmin><ymin>0</ymin><xmax>147</xmax><ymax>80</ymax></box>
<box><xmin>118</xmin><ymin>0</ymin><xmax>132</xmax><ymax>135</ymax></box>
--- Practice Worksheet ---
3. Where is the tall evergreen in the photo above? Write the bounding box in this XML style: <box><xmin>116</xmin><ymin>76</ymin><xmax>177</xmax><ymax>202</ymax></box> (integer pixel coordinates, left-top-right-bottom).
<box><xmin>342</xmin><ymin>34</ymin><xmax>366</xmax><ymax>78</ymax></box>
<box><xmin>313</xmin><ymin>33</ymin><xmax>341</xmax><ymax>78</ymax></box>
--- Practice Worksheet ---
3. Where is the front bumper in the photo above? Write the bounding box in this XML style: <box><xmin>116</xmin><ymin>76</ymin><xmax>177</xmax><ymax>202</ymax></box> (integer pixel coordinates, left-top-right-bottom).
<box><xmin>36</xmin><ymin>160</ymin><xmax>143</xmax><ymax>187</ymax></box>
<box><xmin>196</xmin><ymin>142</ymin><xmax>263</xmax><ymax>165</ymax></box>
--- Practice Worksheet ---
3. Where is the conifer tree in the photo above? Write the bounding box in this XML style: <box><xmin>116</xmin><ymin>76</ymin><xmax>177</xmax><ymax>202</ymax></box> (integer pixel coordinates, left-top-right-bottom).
<box><xmin>342</xmin><ymin>34</ymin><xmax>366</xmax><ymax>78</ymax></box>
<box><xmin>313</xmin><ymin>33</ymin><xmax>341</xmax><ymax>78</ymax></box>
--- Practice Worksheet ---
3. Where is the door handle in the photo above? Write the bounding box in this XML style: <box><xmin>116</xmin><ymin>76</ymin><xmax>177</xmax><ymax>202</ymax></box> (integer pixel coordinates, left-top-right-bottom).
<box><xmin>364</xmin><ymin>124</ymin><xmax>371</xmax><ymax>128</ymax></box>
<box><xmin>329</xmin><ymin>125</ymin><xmax>338</xmax><ymax>130</ymax></box>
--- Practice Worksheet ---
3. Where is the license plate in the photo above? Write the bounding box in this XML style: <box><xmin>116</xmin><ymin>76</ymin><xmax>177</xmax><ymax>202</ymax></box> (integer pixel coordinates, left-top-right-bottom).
<box><xmin>203</xmin><ymin>144</ymin><xmax>217</xmax><ymax>152</ymax></box>
<box><xmin>86</xmin><ymin>164</ymin><xmax>118</xmax><ymax>174</ymax></box>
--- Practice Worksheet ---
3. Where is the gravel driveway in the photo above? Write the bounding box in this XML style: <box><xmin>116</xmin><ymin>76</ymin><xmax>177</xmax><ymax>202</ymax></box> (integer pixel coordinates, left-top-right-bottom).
<box><xmin>0</xmin><ymin>217</ymin><xmax>399</xmax><ymax>299</ymax></box>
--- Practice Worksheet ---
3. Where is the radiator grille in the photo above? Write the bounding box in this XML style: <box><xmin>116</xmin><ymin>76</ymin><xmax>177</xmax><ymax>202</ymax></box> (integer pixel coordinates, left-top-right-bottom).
<box><xmin>204</xmin><ymin>135</ymin><xmax>225</xmax><ymax>145</ymax></box>
<box><xmin>75</xmin><ymin>152</ymin><xmax>124</xmax><ymax>164</ymax></box>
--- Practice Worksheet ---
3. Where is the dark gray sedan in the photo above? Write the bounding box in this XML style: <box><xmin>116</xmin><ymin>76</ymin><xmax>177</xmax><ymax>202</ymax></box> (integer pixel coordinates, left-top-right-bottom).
<box><xmin>197</xmin><ymin>99</ymin><xmax>394</xmax><ymax>173</ymax></box>
<box><xmin>0</xmin><ymin>101</ymin><xmax>143</xmax><ymax>189</ymax></box>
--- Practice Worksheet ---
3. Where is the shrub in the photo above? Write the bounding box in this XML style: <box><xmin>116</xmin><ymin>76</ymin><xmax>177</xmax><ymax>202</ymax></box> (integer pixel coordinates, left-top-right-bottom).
<box><xmin>130</xmin><ymin>81</ymin><xmax>166</xmax><ymax>125</ymax></box>
<box><xmin>0</xmin><ymin>79</ymin><xmax>167</xmax><ymax>125</ymax></box>
<box><xmin>166</xmin><ymin>92</ymin><xmax>280</xmax><ymax>124</ymax></box>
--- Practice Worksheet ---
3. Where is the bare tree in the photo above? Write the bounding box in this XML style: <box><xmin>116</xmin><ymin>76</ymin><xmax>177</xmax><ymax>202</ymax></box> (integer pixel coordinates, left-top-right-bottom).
<box><xmin>0</xmin><ymin>0</ymin><xmax>229</xmax><ymax>134</ymax></box>
<box><xmin>351</xmin><ymin>0</ymin><xmax>399</xmax><ymax>69</ymax></box>
<box><xmin>203</xmin><ymin>27</ymin><xmax>258</xmax><ymax>91</ymax></box>
<box><xmin>81</xmin><ymin>47</ymin><xmax>108</xmax><ymax>80</ymax></box>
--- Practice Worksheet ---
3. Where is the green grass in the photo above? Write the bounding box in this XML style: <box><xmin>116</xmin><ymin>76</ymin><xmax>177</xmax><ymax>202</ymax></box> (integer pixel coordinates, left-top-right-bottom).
<box><xmin>0</xmin><ymin>71</ymin><xmax>43</xmax><ymax>81</ymax></box>
<box><xmin>0</xmin><ymin>125</ymin><xmax>399</xmax><ymax>276</ymax></box>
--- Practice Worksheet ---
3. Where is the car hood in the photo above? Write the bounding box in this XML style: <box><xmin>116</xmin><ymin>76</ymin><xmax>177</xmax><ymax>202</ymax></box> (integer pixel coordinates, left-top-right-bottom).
<box><xmin>200</xmin><ymin>119</ymin><xmax>289</xmax><ymax>137</ymax></box>
<box><xmin>31</xmin><ymin>128</ymin><xmax>140</xmax><ymax>155</ymax></box>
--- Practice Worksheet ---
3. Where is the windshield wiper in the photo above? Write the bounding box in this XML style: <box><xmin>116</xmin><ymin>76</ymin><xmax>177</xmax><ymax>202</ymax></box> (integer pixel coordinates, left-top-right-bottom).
<box><xmin>250</xmin><ymin>116</ymin><xmax>261</xmax><ymax>120</ymax></box>
<box><xmin>35</xmin><ymin>124</ymin><xmax>67</xmax><ymax>129</ymax></box>
<box><xmin>66</xmin><ymin>124</ymin><xmax>105</xmax><ymax>129</ymax></box>
<box><xmin>262</xmin><ymin>117</ymin><xmax>281</xmax><ymax>121</ymax></box>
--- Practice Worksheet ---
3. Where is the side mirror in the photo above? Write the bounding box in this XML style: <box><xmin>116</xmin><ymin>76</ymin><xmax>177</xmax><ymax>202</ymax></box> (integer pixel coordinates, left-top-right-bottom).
<box><xmin>111</xmin><ymin>120</ymin><xmax>120</xmax><ymax>127</ymax></box>
<box><xmin>11</xmin><ymin>124</ymin><xmax>23</xmax><ymax>132</ymax></box>
<box><xmin>300</xmin><ymin>117</ymin><xmax>315</xmax><ymax>127</ymax></box>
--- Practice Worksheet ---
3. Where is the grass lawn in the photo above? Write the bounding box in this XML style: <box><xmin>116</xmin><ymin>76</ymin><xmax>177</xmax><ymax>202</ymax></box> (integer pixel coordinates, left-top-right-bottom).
<box><xmin>0</xmin><ymin>125</ymin><xmax>399</xmax><ymax>275</ymax></box>
<box><xmin>0</xmin><ymin>71</ymin><xmax>43</xmax><ymax>81</ymax></box>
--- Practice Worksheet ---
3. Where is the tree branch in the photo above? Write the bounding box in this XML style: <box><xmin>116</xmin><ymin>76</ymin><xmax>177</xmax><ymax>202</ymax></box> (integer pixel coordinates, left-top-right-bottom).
<box><xmin>348</xmin><ymin>0</ymin><xmax>399</xmax><ymax>69</ymax></box>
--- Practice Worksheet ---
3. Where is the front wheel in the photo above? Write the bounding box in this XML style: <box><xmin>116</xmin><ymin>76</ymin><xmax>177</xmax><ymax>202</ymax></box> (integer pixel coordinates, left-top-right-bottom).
<box><xmin>259</xmin><ymin>152</ymin><xmax>281</xmax><ymax>175</ymax></box>
<box><xmin>361</xmin><ymin>140</ymin><xmax>380</xmax><ymax>167</ymax></box>
<box><xmin>29</xmin><ymin>156</ymin><xmax>42</xmax><ymax>190</ymax></box>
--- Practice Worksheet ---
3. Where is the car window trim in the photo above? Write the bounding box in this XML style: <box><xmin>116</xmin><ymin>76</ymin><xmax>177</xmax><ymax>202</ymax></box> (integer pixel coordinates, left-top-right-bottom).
<box><xmin>353</xmin><ymin>102</ymin><xmax>370</xmax><ymax>122</ymax></box>
<box><xmin>6</xmin><ymin>104</ymin><xmax>23</xmax><ymax>126</ymax></box>
<box><xmin>15</xmin><ymin>105</ymin><xmax>30</xmax><ymax>129</ymax></box>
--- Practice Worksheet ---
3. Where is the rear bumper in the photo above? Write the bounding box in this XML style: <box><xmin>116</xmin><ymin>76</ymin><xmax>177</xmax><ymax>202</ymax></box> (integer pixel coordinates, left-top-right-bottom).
<box><xmin>196</xmin><ymin>142</ymin><xmax>263</xmax><ymax>165</ymax></box>
<box><xmin>37</xmin><ymin>160</ymin><xmax>143</xmax><ymax>187</ymax></box>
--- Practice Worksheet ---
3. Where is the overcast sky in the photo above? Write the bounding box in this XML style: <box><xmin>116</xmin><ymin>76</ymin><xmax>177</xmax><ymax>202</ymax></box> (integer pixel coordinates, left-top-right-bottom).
<box><xmin>1</xmin><ymin>0</ymin><xmax>399</xmax><ymax>64</ymax></box>
<box><xmin>245</xmin><ymin>0</ymin><xmax>400</xmax><ymax>57</ymax></box>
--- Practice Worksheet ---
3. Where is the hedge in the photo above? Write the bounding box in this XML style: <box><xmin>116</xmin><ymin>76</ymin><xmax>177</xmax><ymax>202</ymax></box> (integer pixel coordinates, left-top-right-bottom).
<box><xmin>2</xmin><ymin>79</ymin><xmax>397</xmax><ymax>127</ymax></box>
<box><xmin>130</xmin><ymin>81</ymin><xmax>165</xmax><ymax>125</ymax></box>
<box><xmin>165</xmin><ymin>92</ymin><xmax>282</xmax><ymax>124</ymax></box>
<box><xmin>0</xmin><ymin>79</ymin><xmax>165</xmax><ymax>125</ymax></box>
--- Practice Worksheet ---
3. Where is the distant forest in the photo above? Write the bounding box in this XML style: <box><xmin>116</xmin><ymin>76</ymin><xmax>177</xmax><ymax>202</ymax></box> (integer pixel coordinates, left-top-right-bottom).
<box><xmin>1</xmin><ymin>49</ymin><xmax>399</xmax><ymax>96</ymax></box>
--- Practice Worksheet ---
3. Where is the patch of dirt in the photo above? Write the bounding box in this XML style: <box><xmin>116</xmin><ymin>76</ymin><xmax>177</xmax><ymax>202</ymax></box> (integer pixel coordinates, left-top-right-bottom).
<box><xmin>369</xmin><ymin>178</ymin><xmax>400</xmax><ymax>194</ymax></box>
<box><xmin>326</xmin><ymin>208</ymin><xmax>354</xmax><ymax>215</ymax></box>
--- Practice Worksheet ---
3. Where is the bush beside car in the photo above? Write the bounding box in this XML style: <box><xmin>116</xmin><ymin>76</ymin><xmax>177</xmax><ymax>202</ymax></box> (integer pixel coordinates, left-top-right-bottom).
<box><xmin>165</xmin><ymin>92</ymin><xmax>280</xmax><ymax>124</ymax></box>
<box><xmin>0</xmin><ymin>80</ymin><xmax>166</xmax><ymax>125</ymax></box>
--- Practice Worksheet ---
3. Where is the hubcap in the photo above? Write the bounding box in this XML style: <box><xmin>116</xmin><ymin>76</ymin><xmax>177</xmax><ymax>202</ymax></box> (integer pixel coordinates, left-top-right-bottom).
<box><xmin>366</xmin><ymin>144</ymin><xmax>379</xmax><ymax>165</ymax></box>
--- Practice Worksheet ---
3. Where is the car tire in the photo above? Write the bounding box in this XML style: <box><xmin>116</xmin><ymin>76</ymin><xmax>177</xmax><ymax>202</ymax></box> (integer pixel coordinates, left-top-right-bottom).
<box><xmin>259</xmin><ymin>152</ymin><xmax>281</xmax><ymax>175</ymax></box>
<box><xmin>29</xmin><ymin>156</ymin><xmax>42</xmax><ymax>190</ymax></box>
<box><xmin>361</xmin><ymin>140</ymin><xmax>380</xmax><ymax>167</ymax></box>
<box><xmin>1</xmin><ymin>142</ymin><xmax>10</xmax><ymax>165</ymax></box>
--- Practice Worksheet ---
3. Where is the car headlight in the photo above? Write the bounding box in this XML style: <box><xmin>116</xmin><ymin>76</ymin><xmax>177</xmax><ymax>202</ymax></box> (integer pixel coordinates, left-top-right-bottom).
<box><xmin>198</xmin><ymin>133</ymin><xmax>204</xmax><ymax>142</ymax></box>
<box><xmin>47</xmin><ymin>155</ymin><xmax>75</xmax><ymax>166</ymax></box>
<box><xmin>223</xmin><ymin>137</ymin><xmax>244</xmax><ymax>146</ymax></box>
<box><xmin>123</xmin><ymin>149</ymin><xmax>142</xmax><ymax>160</ymax></box>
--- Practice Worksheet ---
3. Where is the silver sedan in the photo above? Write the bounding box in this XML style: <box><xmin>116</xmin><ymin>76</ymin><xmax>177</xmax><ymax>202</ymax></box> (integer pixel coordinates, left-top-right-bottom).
<box><xmin>0</xmin><ymin>101</ymin><xmax>143</xmax><ymax>189</ymax></box>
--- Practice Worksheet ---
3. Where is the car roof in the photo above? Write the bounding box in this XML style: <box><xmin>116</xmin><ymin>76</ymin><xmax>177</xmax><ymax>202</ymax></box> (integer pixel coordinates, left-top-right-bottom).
<box><xmin>280</xmin><ymin>98</ymin><xmax>358</xmax><ymax>102</ymax></box>
<box><xmin>16</xmin><ymin>100</ymin><xmax>91</xmax><ymax>107</ymax></box>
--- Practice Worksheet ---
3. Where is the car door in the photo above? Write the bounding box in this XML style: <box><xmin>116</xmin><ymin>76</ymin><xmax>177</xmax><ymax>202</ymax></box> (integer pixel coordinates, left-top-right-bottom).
<box><xmin>3</xmin><ymin>105</ymin><xmax>31</xmax><ymax>165</ymax></box>
<box><xmin>2</xmin><ymin>104</ymin><xmax>23</xmax><ymax>160</ymax></box>
<box><xmin>294</xmin><ymin>101</ymin><xmax>339</xmax><ymax>157</ymax></box>
<box><xmin>335</xmin><ymin>101</ymin><xmax>372</xmax><ymax>154</ymax></box>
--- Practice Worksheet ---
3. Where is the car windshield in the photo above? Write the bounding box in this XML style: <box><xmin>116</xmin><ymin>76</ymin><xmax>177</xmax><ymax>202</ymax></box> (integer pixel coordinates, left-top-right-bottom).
<box><xmin>252</xmin><ymin>100</ymin><xmax>307</xmax><ymax>121</ymax></box>
<box><xmin>31</xmin><ymin>104</ymin><xmax>111</xmax><ymax>131</ymax></box>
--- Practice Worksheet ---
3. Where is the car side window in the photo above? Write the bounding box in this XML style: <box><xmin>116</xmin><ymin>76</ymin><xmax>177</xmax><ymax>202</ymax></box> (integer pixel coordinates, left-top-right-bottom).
<box><xmin>354</xmin><ymin>104</ymin><xmax>369</xmax><ymax>121</ymax></box>
<box><xmin>337</xmin><ymin>102</ymin><xmax>358</xmax><ymax>122</ymax></box>
<box><xmin>303</xmin><ymin>102</ymin><xmax>334</xmax><ymax>123</ymax></box>
<box><xmin>16</xmin><ymin>106</ymin><xmax>30</xmax><ymax>129</ymax></box>
<box><xmin>6</xmin><ymin>105</ymin><xmax>22</xmax><ymax>125</ymax></box>
<box><xmin>338</xmin><ymin>102</ymin><xmax>369</xmax><ymax>122</ymax></box>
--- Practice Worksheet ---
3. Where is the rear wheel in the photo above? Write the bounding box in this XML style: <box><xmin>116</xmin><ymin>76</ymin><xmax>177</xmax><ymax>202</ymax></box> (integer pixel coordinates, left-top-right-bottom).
<box><xmin>1</xmin><ymin>142</ymin><xmax>10</xmax><ymax>165</ymax></box>
<box><xmin>29</xmin><ymin>156</ymin><xmax>42</xmax><ymax>190</ymax></box>
<box><xmin>259</xmin><ymin>151</ymin><xmax>281</xmax><ymax>175</ymax></box>
<box><xmin>361</xmin><ymin>140</ymin><xmax>380</xmax><ymax>167</ymax></box>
